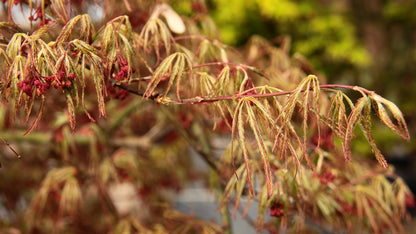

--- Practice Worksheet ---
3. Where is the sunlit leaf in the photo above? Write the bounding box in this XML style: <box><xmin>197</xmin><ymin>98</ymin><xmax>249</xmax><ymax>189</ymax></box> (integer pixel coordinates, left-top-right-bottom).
<box><xmin>344</xmin><ymin>96</ymin><xmax>368</xmax><ymax>162</ymax></box>
<box><xmin>54</xmin><ymin>15</ymin><xmax>95</xmax><ymax>45</ymax></box>
<box><xmin>144</xmin><ymin>52</ymin><xmax>192</xmax><ymax>100</ymax></box>
<box><xmin>358</xmin><ymin>100</ymin><xmax>388</xmax><ymax>168</ymax></box>
<box><xmin>139</xmin><ymin>18</ymin><xmax>172</xmax><ymax>59</ymax></box>
<box><xmin>371</xmin><ymin>93</ymin><xmax>410</xmax><ymax>141</ymax></box>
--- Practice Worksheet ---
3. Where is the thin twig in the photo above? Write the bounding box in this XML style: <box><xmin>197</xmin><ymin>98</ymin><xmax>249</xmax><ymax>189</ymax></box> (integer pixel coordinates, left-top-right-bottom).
<box><xmin>1</xmin><ymin>136</ymin><xmax>21</xmax><ymax>158</ymax></box>
<box><xmin>113</xmin><ymin>79</ymin><xmax>373</xmax><ymax>105</ymax></box>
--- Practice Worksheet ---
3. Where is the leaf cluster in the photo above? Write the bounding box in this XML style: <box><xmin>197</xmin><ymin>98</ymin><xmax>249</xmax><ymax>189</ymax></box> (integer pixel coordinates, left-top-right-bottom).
<box><xmin>0</xmin><ymin>1</ymin><xmax>413</xmax><ymax>233</ymax></box>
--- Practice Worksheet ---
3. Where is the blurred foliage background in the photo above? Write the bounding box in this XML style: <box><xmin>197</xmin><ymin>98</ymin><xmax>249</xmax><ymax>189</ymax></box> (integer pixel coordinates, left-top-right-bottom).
<box><xmin>173</xmin><ymin>0</ymin><xmax>416</xmax><ymax>158</ymax></box>
<box><xmin>1</xmin><ymin>0</ymin><xmax>416</xmax><ymax>232</ymax></box>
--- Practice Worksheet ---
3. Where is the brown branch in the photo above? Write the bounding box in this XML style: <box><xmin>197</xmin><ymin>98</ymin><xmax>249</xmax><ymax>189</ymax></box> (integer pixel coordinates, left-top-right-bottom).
<box><xmin>169</xmin><ymin>84</ymin><xmax>373</xmax><ymax>104</ymax></box>
<box><xmin>113</xmin><ymin>78</ymin><xmax>376</xmax><ymax>105</ymax></box>
<box><xmin>1</xmin><ymin>136</ymin><xmax>21</xmax><ymax>158</ymax></box>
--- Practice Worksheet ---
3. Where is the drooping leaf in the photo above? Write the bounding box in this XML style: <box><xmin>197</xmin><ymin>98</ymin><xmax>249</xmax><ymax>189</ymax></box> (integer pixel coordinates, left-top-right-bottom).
<box><xmin>371</xmin><ymin>93</ymin><xmax>410</xmax><ymax>141</ymax></box>
<box><xmin>344</xmin><ymin>96</ymin><xmax>368</xmax><ymax>162</ymax></box>
<box><xmin>66</xmin><ymin>93</ymin><xmax>76</xmax><ymax>130</ymax></box>
<box><xmin>139</xmin><ymin>18</ymin><xmax>172</xmax><ymax>59</ymax></box>
<box><xmin>59</xmin><ymin>177</ymin><xmax>82</xmax><ymax>216</ymax></box>
<box><xmin>54</xmin><ymin>15</ymin><xmax>95</xmax><ymax>45</ymax></box>
<box><xmin>24</xmin><ymin>95</ymin><xmax>45</xmax><ymax>135</ymax></box>
<box><xmin>144</xmin><ymin>52</ymin><xmax>192</xmax><ymax>100</ymax></box>
<box><xmin>244</xmin><ymin>98</ymin><xmax>273</xmax><ymax>196</ymax></box>
<box><xmin>327</xmin><ymin>91</ymin><xmax>349</xmax><ymax>139</ymax></box>
<box><xmin>358</xmin><ymin>100</ymin><xmax>388</xmax><ymax>168</ymax></box>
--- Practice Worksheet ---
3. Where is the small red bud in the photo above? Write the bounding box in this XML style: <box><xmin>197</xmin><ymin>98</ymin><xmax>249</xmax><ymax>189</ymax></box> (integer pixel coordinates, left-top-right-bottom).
<box><xmin>270</xmin><ymin>202</ymin><xmax>284</xmax><ymax>217</ymax></box>
<box><xmin>115</xmin><ymin>70</ymin><xmax>125</xmax><ymax>81</ymax></box>
<box><xmin>68</xmin><ymin>73</ymin><xmax>76</xmax><ymax>80</ymax></box>
<box><xmin>57</xmin><ymin>70</ymin><xmax>65</xmax><ymax>80</ymax></box>
<box><xmin>70</xmin><ymin>51</ymin><xmax>79</xmax><ymax>58</ymax></box>
<box><xmin>121</xmin><ymin>66</ymin><xmax>129</xmax><ymax>72</ymax></box>
<box><xmin>66</xmin><ymin>81</ymin><xmax>72</xmax><ymax>88</ymax></box>
<box><xmin>405</xmin><ymin>193</ymin><xmax>415</xmax><ymax>208</ymax></box>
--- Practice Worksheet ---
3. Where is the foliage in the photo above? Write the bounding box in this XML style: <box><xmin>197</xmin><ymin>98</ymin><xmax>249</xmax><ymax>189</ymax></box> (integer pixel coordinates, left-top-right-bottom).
<box><xmin>0</xmin><ymin>1</ymin><xmax>413</xmax><ymax>233</ymax></box>
<box><xmin>190</xmin><ymin>0</ymin><xmax>416</xmax><ymax>155</ymax></box>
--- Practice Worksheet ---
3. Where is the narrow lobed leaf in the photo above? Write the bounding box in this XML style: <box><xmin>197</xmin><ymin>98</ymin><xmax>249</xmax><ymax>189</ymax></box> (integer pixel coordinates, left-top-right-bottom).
<box><xmin>371</xmin><ymin>94</ymin><xmax>410</xmax><ymax>141</ymax></box>
<box><xmin>343</xmin><ymin>96</ymin><xmax>368</xmax><ymax>162</ymax></box>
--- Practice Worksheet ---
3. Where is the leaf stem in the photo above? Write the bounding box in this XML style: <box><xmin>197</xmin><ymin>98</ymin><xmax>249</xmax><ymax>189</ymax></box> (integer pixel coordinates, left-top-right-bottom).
<box><xmin>170</xmin><ymin>84</ymin><xmax>374</xmax><ymax>104</ymax></box>
<box><xmin>113</xmin><ymin>78</ymin><xmax>376</xmax><ymax>105</ymax></box>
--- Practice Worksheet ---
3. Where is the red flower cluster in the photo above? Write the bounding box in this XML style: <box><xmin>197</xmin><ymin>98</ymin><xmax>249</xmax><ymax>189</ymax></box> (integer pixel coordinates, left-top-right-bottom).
<box><xmin>17</xmin><ymin>77</ymin><xmax>48</xmax><ymax>96</ymax></box>
<box><xmin>105</xmin><ymin>57</ymin><xmax>137</xmax><ymax>100</ymax></box>
<box><xmin>28</xmin><ymin>7</ymin><xmax>42</xmax><ymax>21</ymax></box>
<box><xmin>17</xmin><ymin>69</ymin><xmax>75</xmax><ymax>96</ymax></box>
<box><xmin>337</xmin><ymin>201</ymin><xmax>358</xmax><ymax>216</ymax></box>
<box><xmin>106</xmin><ymin>84</ymin><xmax>129</xmax><ymax>100</ymax></box>
<box><xmin>45</xmin><ymin>70</ymin><xmax>75</xmax><ymax>89</ymax></box>
<box><xmin>341</xmin><ymin>203</ymin><xmax>357</xmax><ymax>215</ymax></box>
<box><xmin>270</xmin><ymin>202</ymin><xmax>284</xmax><ymax>217</ymax></box>
<box><xmin>113</xmin><ymin>58</ymin><xmax>136</xmax><ymax>81</ymax></box>
<box><xmin>27</xmin><ymin>7</ymin><xmax>51</xmax><ymax>27</ymax></box>
<box><xmin>311</xmin><ymin>128</ymin><xmax>334</xmax><ymax>150</ymax></box>
<box><xmin>313</xmin><ymin>171</ymin><xmax>336</xmax><ymax>185</ymax></box>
